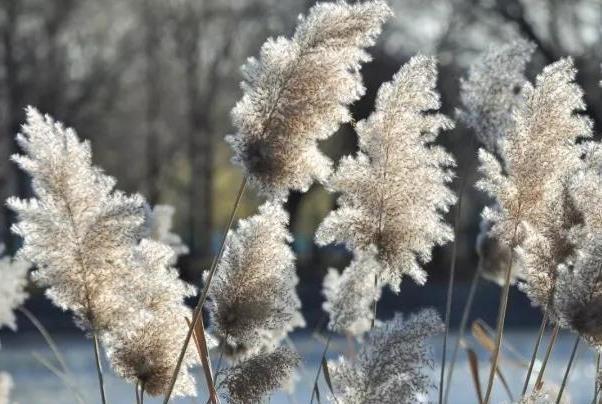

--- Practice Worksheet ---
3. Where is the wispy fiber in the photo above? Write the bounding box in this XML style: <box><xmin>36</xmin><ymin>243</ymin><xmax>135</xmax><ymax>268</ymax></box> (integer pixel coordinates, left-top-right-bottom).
<box><xmin>221</xmin><ymin>347</ymin><xmax>300</xmax><ymax>404</ymax></box>
<box><xmin>227</xmin><ymin>0</ymin><xmax>391</xmax><ymax>198</ymax></box>
<box><xmin>145</xmin><ymin>204</ymin><xmax>189</xmax><ymax>260</ymax></box>
<box><xmin>207</xmin><ymin>202</ymin><xmax>304</xmax><ymax>359</ymax></box>
<box><xmin>316</xmin><ymin>56</ymin><xmax>455</xmax><ymax>288</ymax></box>
<box><xmin>322</xmin><ymin>248</ymin><xmax>382</xmax><ymax>336</ymax></box>
<box><xmin>329</xmin><ymin>309</ymin><xmax>443</xmax><ymax>403</ymax></box>
<box><xmin>457</xmin><ymin>39</ymin><xmax>535</xmax><ymax>155</ymax></box>
<box><xmin>0</xmin><ymin>247</ymin><xmax>29</xmax><ymax>331</ymax></box>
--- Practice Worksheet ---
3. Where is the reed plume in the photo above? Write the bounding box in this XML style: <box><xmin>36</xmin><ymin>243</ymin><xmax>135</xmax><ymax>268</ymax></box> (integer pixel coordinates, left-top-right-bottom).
<box><xmin>0</xmin><ymin>247</ymin><xmax>29</xmax><ymax>331</ymax></box>
<box><xmin>221</xmin><ymin>347</ymin><xmax>300</xmax><ymax>404</ymax></box>
<box><xmin>322</xmin><ymin>248</ymin><xmax>382</xmax><ymax>336</ymax></box>
<box><xmin>316</xmin><ymin>55</ymin><xmax>455</xmax><ymax>289</ymax></box>
<box><xmin>145</xmin><ymin>204</ymin><xmax>189</xmax><ymax>260</ymax></box>
<box><xmin>227</xmin><ymin>0</ymin><xmax>391</xmax><ymax>198</ymax></box>
<box><xmin>207</xmin><ymin>201</ymin><xmax>304</xmax><ymax>359</ymax></box>
<box><xmin>329</xmin><ymin>308</ymin><xmax>443</xmax><ymax>403</ymax></box>
<box><xmin>0</xmin><ymin>372</ymin><xmax>12</xmax><ymax>404</ymax></box>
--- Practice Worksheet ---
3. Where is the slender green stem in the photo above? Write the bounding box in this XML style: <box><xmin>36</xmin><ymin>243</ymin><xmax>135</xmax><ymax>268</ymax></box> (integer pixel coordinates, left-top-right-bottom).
<box><xmin>92</xmin><ymin>332</ymin><xmax>107</xmax><ymax>404</ymax></box>
<box><xmin>521</xmin><ymin>310</ymin><xmax>549</xmax><ymax>395</ymax></box>
<box><xmin>482</xmin><ymin>223</ymin><xmax>519</xmax><ymax>404</ymax></box>
<box><xmin>163</xmin><ymin>176</ymin><xmax>247</xmax><ymax>403</ymax></box>
<box><xmin>556</xmin><ymin>335</ymin><xmax>580</xmax><ymax>404</ymax></box>
<box><xmin>444</xmin><ymin>263</ymin><xmax>481</xmax><ymax>403</ymax></box>
<box><xmin>534</xmin><ymin>323</ymin><xmax>560</xmax><ymax>390</ymax></box>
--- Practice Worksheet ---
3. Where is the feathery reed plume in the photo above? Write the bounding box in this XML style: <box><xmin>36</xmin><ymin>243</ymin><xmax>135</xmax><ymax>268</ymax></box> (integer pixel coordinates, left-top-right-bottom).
<box><xmin>322</xmin><ymin>248</ymin><xmax>382</xmax><ymax>336</ymax></box>
<box><xmin>0</xmin><ymin>247</ymin><xmax>29</xmax><ymax>331</ymax></box>
<box><xmin>478</xmin><ymin>57</ymin><xmax>591</xmax><ymax>251</ymax></box>
<box><xmin>8</xmin><ymin>108</ymin><xmax>201</xmax><ymax>398</ymax></box>
<box><xmin>477</xmin><ymin>58</ymin><xmax>591</xmax><ymax>402</ymax></box>
<box><xmin>329</xmin><ymin>309</ymin><xmax>443</xmax><ymax>403</ymax></box>
<box><xmin>145</xmin><ymin>204</ymin><xmax>189</xmax><ymax>260</ymax></box>
<box><xmin>553</xmin><ymin>236</ymin><xmax>602</xmax><ymax>346</ymax></box>
<box><xmin>221</xmin><ymin>347</ymin><xmax>300</xmax><ymax>404</ymax></box>
<box><xmin>0</xmin><ymin>372</ymin><xmax>13</xmax><ymax>404</ymax></box>
<box><xmin>316</xmin><ymin>55</ymin><xmax>455</xmax><ymax>288</ymax></box>
<box><xmin>207</xmin><ymin>202</ymin><xmax>304</xmax><ymax>359</ymax></box>
<box><xmin>8</xmin><ymin>107</ymin><xmax>147</xmax><ymax>332</ymax></box>
<box><xmin>227</xmin><ymin>0</ymin><xmax>391</xmax><ymax>198</ymax></box>
<box><xmin>457</xmin><ymin>39</ymin><xmax>535</xmax><ymax>155</ymax></box>
<box><xmin>102</xmin><ymin>239</ymin><xmax>201</xmax><ymax>397</ymax></box>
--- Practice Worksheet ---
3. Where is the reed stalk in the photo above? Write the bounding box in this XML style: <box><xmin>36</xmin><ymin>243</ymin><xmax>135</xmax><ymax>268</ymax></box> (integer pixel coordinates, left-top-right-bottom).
<box><xmin>163</xmin><ymin>176</ymin><xmax>247</xmax><ymax>403</ymax></box>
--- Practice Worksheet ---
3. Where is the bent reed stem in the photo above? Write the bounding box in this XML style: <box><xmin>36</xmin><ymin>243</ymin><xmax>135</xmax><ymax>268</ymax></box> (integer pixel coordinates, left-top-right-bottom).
<box><xmin>534</xmin><ymin>323</ymin><xmax>560</xmax><ymax>391</ymax></box>
<box><xmin>521</xmin><ymin>309</ymin><xmax>549</xmax><ymax>395</ymax></box>
<box><xmin>483</xmin><ymin>223</ymin><xmax>520</xmax><ymax>404</ymax></box>
<box><xmin>556</xmin><ymin>335</ymin><xmax>580</xmax><ymax>404</ymax></box>
<box><xmin>93</xmin><ymin>331</ymin><xmax>107</xmax><ymax>404</ymax></box>
<box><xmin>163</xmin><ymin>176</ymin><xmax>248</xmax><ymax>403</ymax></box>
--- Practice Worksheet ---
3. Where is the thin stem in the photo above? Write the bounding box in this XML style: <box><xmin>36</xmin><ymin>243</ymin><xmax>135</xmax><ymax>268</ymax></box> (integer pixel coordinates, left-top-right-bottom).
<box><xmin>442</xmin><ymin>136</ymin><xmax>476</xmax><ymax>404</ymax></box>
<box><xmin>483</xmin><ymin>223</ymin><xmax>520</xmax><ymax>404</ymax></box>
<box><xmin>163</xmin><ymin>176</ymin><xmax>247</xmax><ymax>404</ymax></box>
<box><xmin>92</xmin><ymin>332</ymin><xmax>107</xmax><ymax>404</ymax></box>
<box><xmin>371</xmin><ymin>274</ymin><xmax>378</xmax><ymax>329</ymax></box>
<box><xmin>136</xmin><ymin>381</ymin><xmax>141</xmax><ymax>404</ymax></box>
<box><xmin>534</xmin><ymin>323</ymin><xmax>560</xmax><ymax>390</ymax></box>
<box><xmin>141</xmin><ymin>381</ymin><xmax>146</xmax><ymax>404</ymax></box>
<box><xmin>556</xmin><ymin>335</ymin><xmax>580</xmax><ymax>404</ymax></box>
<box><xmin>18</xmin><ymin>307</ymin><xmax>70</xmax><ymax>374</ymax></box>
<box><xmin>521</xmin><ymin>310</ymin><xmax>549</xmax><ymax>395</ymax></box>
<box><xmin>439</xmin><ymin>166</ymin><xmax>471</xmax><ymax>404</ymax></box>
<box><xmin>310</xmin><ymin>331</ymin><xmax>334</xmax><ymax>404</ymax></box>
<box><xmin>444</xmin><ymin>263</ymin><xmax>481</xmax><ymax>403</ymax></box>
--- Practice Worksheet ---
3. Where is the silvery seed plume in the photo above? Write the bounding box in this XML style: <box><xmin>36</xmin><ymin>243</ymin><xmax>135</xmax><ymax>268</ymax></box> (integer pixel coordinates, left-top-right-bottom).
<box><xmin>227</xmin><ymin>0</ymin><xmax>391</xmax><ymax>198</ymax></box>
<box><xmin>322</xmin><ymin>247</ymin><xmax>382</xmax><ymax>336</ymax></box>
<box><xmin>0</xmin><ymin>246</ymin><xmax>29</xmax><ymax>331</ymax></box>
<box><xmin>476</xmin><ymin>216</ymin><xmax>523</xmax><ymax>286</ymax></box>
<box><xmin>221</xmin><ymin>347</ymin><xmax>300</xmax><ymax>404</ymax></box>
<box><xmin>457</xmin><ymin>39</ymin><xmax>535</xmax><ymax>155</ymax></box>
<box><xmin>145</xmin><ymin>204</ymin><xmax>189</xmax><ymax>260</ymax></box>
<box><xmin>553</xmin><ymin>236</ymin><xmax>602</xmax><ymax>346</ymax></box>
<box><xmin>329</xmin><ymin>308</ymin><xmax>443</xmax><ymax>404</ymax></box>
<box><xmin>102</xmin><ymin>239</ymin><xmax>202</xmax><ymax>397</ymax></box>
<box><xmin>207</xmin><ymin>202</ymin><xmax>304</xmax><ymax>359</ymax></box>
<box><xmin>0</xmin><ymin>372</ymin><xmax>13</xmax><ymax>404</ymax></box>
<box><xmin>478</xmin><ymin>58</ymin><xmax>592</xmax><ymax>247</ymax></box>
<box><xmin>517</xmin><ymin>182</ymin><xmax>584</xmax><ymax>312</ymax></box>
<box><xmin>316</xmin><ymin>56</ymin><xmax>456</xmax><ymax>289</ymax></box>
<box><xmin>7</xmin><ymin>107</ymin><xmax>147</xmax><ymax>332</ymax></box>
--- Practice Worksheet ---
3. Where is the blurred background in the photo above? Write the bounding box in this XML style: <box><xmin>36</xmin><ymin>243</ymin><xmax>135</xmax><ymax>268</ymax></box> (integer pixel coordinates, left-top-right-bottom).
<box><xmin>1</xmin><ymin>0</ymin><xmax>602</xmax><ymax>402</ymax></box>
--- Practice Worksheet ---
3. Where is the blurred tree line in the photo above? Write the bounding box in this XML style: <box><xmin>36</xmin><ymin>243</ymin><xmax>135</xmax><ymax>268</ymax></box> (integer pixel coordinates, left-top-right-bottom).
<box><xmin>0</xmin><ymin>0</ymin><xmax>600</xmax><ymax>286</ymax></box>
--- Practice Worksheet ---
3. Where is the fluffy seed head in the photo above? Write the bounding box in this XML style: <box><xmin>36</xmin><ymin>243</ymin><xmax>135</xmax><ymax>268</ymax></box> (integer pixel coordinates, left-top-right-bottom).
<box><xmin>227</xmin><ymin>0</ymin><xmax>391</xmax><ymax>198</ymax></box>
<box><xmin>145</xmin><ymin>204</ymin><xmax>189</xmax><ymax>260</ymax></box>
<box><xmin>316</xmin><ymin>55</ymin><xmax>456</xmax><ymax>288</ymax></box>
<box><xmin>221</xmin><ymin>347</ymin><xmax>301</xmax><ymax>404</ymax></box>
<box><xmin>458</xmin><ymin>39</ymin><xmax>535</xmax><ymax>154</ymax></box>
<box><xmin>207</xmin><ymin>202</ymin><xmax>304</xmax><ymax>359</ymax></box>
<box><xmin>322</xmin><ymin>248</ymin><xmax>382</xmax><ymax>336</ymax></box>
<box><xmin>329</xmin><ymin>308</ymin><xmax>443</xmax><ymax>403</ymax></box>
<box><xmin>0</xmin><ymin>247</ymin><xmax>29</xmax><ymax>331</ymax></box>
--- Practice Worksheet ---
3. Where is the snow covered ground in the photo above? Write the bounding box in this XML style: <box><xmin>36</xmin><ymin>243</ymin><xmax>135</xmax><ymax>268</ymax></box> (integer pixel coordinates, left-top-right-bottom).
<box><xmin>0</xmin><ymin>330</ymin><xmax>597</xmax><ymax>403</ymax></box>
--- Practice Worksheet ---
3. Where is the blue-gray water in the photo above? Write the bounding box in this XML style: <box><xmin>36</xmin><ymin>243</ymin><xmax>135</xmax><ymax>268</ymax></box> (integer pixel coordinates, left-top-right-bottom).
<box><xmin>0</xmin><ymin>331</ymin><xmax>597</xmax><ymax>403</ymax></box>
